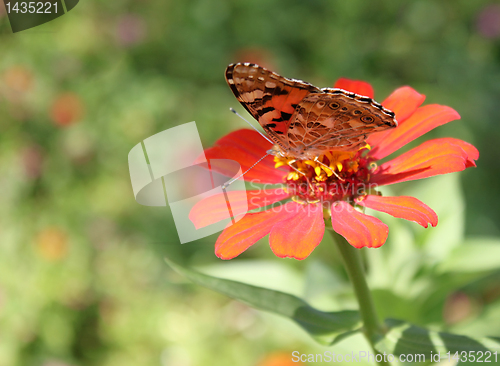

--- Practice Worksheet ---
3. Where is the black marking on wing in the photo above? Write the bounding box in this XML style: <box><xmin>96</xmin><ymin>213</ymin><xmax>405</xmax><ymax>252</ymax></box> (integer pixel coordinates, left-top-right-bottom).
<box><xmin>247</xmin><ymin>94</ymin><xmax>274</xmax><ymax>107</ymax></box>
<box><xmin>271</xmin><ymin>111</ymin><xmax>293</xmax><ymax>123</ymax></box>
<box><xmin>257</xmin><ymin>106</ymin><xmax>275</xmax><ymax>118</ymax></box>
<box><xmin>266</xmin><ymin>87</ymin><xmax>289</xmax><ymax>96</ymax></box>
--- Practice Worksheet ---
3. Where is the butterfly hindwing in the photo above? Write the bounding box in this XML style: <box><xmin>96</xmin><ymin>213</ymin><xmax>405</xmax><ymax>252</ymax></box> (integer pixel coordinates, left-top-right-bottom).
<box><xmin>287</xmin><ymin>90</ymin><xmax>397</xmax><ymax>153</ymax></box>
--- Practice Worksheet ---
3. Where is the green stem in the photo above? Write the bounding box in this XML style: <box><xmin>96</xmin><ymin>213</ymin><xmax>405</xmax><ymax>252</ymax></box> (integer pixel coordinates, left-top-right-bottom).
<box><xmin>329</xmin><ymin>229</ymin><xmax>390</xmax><ymax>366</ymax></box>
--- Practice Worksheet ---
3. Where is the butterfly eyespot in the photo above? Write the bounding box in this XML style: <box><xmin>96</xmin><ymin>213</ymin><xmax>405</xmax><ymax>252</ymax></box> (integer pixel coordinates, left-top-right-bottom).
<box><xmin>361</xmin><ymin>116</ymin><xmax>374</xmax><ymax>122</ymax></box>
<box><xmin>341</xmin><ymin>107</ymin><xmax>348</xmax><ymax>111</ymax></box>
<box><xmin>329</xmin><ymin>102</ymin><xmax>340</xmax><ymax>109</ymax></box>
<box><xmin>353</xmin><ymin>110</ymin><xmax>362</xmax><ymax>115</ymax></box>
<box><xmin>317</xmin><ymin>101</ymin><xmax>325</xmax><ymax>107</ymax></box>
<box><xmin>307</xmin><ymin>122</ymin><xmax>322</xmax><ymax>128</ymax></box>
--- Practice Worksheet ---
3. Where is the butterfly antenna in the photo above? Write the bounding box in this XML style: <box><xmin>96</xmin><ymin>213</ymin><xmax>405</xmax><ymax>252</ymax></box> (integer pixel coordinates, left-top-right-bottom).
<box><xmin>229</xmin><ymin>108</ymin><xmax>274</xmax><ymax>145</ymax></box>
<box><xmin>222</xmin><ymin>153</ymin><xmax>270</xmax><ymax>189</ymax></box>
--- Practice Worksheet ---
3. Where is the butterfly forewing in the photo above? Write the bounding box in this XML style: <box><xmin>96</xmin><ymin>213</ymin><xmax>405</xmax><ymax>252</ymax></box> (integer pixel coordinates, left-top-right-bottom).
<box><xmin>225</xmin><ymin>63</ymin><xmax>397</xmax><ymax>159</ymax></box>
<box><xmin>225</xmin><ymin>63</ymin><xmax>321</xmax><ymax>150</ymax></box>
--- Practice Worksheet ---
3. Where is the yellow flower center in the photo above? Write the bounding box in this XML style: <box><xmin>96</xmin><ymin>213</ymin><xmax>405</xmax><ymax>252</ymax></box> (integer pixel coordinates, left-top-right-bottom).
<box><xmin>274</xmin><ymin>144</ymin><xmax>370</xmax><ymax>182</ymax></box>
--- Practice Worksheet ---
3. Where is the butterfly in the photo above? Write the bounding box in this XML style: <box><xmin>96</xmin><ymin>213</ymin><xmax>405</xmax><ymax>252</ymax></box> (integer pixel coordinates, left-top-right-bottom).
<box><xmin>225</xmin><ymin>62</ymin><xmax>397</xmax><ymax>161</ymax></box>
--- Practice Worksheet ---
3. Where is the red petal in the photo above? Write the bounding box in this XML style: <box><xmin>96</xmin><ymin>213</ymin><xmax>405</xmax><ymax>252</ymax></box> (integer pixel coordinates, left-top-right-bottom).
<box><xmin>367</xmin><ymin>86</ymin><xmax>426</xmax><ymax>148</ymax></box>
<box><xmin>215</xmin><ymin>202</ymin><xmax>298</xmax><ymax>260</ymax></box>
<box><xmin>369</xmin><ymin>105</ymin><xmax>461</xmax><ymax>160</ymax></box>
<box><xmin>269</xmin><ymin>202</ymin><xmax>324</xmax><ymax>260</ymax></box>
<box><xmin>382</xmin><ymin>86</ymin><xmax>426</xmax><ymax>123</ymax></box>
<box><xmin>371</xmin><ymin>138</ymin><xmax>474</xmax><ymax>186</ymax></box>
<box><xmin>201</xmin><ymin>129</ymin><xmax>286</xmax><ymax>184</ymax></box>
<box><xmin>189</xmin><ymin>189</ymin><xmax>290</xmax><ymax>229</ymax></box>
<box><xmin>334</xmin><ymin>78</ymin><xmax>374</xmax><ymax>98</ymax></box>
<box><xmin>330</xmin><ymin>201</ymin><xmax>388</xmax><ymax>248</ymax></box>
<box><xmin>438</xmin><ymin>138</ymin><xmax>479</xmax><ymax>168</ymax></box>
<box><xmin>357</xmin><ymin>195</ymin><xmax>438</xmax><ymax>228</ymax></box>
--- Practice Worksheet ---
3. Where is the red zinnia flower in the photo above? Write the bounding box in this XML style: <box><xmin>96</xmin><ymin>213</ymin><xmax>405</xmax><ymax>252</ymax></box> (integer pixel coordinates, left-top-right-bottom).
<box><xmin>190</xmin><ymin>79</ymin><xmax>478</xmax><ymax>260</ymax></box>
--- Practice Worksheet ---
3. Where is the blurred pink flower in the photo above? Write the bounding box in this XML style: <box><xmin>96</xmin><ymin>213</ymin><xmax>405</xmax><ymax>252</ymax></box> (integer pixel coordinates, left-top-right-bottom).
<box><xmin>21</xmin><ymin>144</ymin><xmax>44</xmax><ymax>180</ymax></box>
<box><xmin>115</xmin><ymin>14</ymin><xmax>146</xmax><ymax>47</ymax></box>
<box><xmin>477</xmin><ymin>4</ymin><xmax>500</xmax><ymax>39</ymax></box>
<box><xmin>443</xmin><ymin>292</ymin><xmax>476</xmax><ymax>325</ymax></box>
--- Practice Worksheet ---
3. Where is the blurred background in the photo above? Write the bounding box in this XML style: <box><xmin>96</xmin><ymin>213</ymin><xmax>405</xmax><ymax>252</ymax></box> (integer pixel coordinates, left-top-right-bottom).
<box><xmin>1</xmin><ymin>0</ymin><xmax>500</xmax><ymax>365</ymax></box>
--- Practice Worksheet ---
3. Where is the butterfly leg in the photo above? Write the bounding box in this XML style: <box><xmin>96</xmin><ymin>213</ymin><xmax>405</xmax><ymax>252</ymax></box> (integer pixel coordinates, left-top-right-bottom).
<box><xmin>314</xmin><ymin>156</ymin><xmax>345</xmax><ymax>182</ymax></box>
<box><xmin>287</xmin><ymin>159</ymin><xmax>315</xmax><ymax>193</ymax></box>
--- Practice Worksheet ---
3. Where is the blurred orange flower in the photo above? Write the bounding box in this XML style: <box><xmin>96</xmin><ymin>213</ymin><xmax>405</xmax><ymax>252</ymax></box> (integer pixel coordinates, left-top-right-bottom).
<box><xmin>3</xmin><ymin>65</ymin><xmax>34</xmax><ymax>103</ymax></box>
<box><xmin>35</xmin><ymin>227</ymin><xmax>69</xmax><ymax>261</ymax></box>
<box><xmin>4</xmin><ymin>66</ymin><xmax>33</xmax><ymax>93</ymax></box>
<box><xmin>50</xmin><ymin>92</ymin><xmax>84</xmax><ymax>126</ymax></box>
<box><xmin>257</xmin><ymin>352</ymin><xmax>303</xmax><ymax>366</ymax></box>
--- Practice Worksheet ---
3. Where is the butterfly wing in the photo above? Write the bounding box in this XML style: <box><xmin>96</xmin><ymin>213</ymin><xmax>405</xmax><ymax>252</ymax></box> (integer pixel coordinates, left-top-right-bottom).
<box><xmin>225</xmin><ymin>63</ymin><xmax>398</xmax><ymax>158</ymax></box>
<box><xmin>285</xmin><ymin>88</ymin><xmax>397</xmax><ymax>154</ymax></box>
<box><xmin>225</xmin><ymin>63</ymin><xmax>321</xmax><ymax>151</ymax></box>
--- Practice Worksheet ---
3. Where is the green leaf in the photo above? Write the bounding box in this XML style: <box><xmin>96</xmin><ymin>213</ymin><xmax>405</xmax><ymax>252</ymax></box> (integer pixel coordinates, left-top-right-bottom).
<box><xmin>375</xmin><ymin>319</ymin><xmax>500</xmax><ymax>359</ymax></box>
<box><xmin>165</xmin><ymin>257</ymin><xmax>361</xmax><ymax>345</ymax></box>
<box><xmin>438</xmin><ymin>237</ymin><xmax>500</xmax><ymax>273</ymax></box>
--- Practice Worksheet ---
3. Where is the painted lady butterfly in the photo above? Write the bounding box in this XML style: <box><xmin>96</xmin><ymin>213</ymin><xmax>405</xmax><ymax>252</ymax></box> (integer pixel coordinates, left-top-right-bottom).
<box><xmin>225</xmin><ymin>63</ymin><xmax>397</xmax><ymax>160</ymax></box>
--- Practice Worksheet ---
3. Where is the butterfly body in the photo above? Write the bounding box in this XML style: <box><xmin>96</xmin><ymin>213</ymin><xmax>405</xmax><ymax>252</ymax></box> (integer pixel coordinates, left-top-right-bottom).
<box><xmin>225</xmin><ymin>62</ymin><xmax>397</xmax><ymax>160</ymax></box>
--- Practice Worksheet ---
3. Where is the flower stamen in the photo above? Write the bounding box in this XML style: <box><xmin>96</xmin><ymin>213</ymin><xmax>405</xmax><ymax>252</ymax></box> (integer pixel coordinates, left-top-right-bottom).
<box><xmin>274</xmin><ymin>145</ymin><xmax>375</xmax><ymax>204</ymax></box>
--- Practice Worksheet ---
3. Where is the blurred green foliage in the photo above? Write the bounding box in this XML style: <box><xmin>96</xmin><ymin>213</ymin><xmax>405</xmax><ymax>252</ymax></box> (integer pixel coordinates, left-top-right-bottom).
<box><xmin>1</xmin><ymin>0</ymin><xmax>500</xmax><ymax>365</ymax></box>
